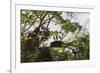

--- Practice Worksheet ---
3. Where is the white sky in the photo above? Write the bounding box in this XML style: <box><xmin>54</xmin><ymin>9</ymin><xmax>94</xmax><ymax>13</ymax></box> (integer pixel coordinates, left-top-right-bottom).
<box><xmin>44</xmin><ymin>12</ymin><xmax>90</xmax><ymax>46</ymax></box>
<box><xmin>24</xmin><ymin>11</ymin><xmax>90</xmax><ymax>46</ymax></box>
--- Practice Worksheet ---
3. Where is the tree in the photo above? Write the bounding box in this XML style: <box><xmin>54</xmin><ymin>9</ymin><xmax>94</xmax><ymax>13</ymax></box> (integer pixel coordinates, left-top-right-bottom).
<box><xmin>21</xmin><ymin>9</ymin><xmax>89</xmax><ymax>62</ymax></box>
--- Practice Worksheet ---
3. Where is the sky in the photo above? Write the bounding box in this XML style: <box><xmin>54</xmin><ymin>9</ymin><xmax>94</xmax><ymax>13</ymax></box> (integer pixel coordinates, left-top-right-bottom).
<box><xmin>42</xmin><ymin>12</ymin><xmax>90</xmax><ymax>46</ymax></box>
<box><xmin>49</xmin><ymin>12</ymin><xmax>90</xmax><ymax>32</ymax></box>
<box><xmin>22</xmin><ymin>11</ymin><xmax>90</xmax><ymax>46</ymax></box>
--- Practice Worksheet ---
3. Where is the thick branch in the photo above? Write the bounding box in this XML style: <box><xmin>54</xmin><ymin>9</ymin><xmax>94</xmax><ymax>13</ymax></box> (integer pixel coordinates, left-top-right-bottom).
<box><xmin>47</xmin><ymin>15</ymin><xmax>54</xmax><ymax>28</ymax></box>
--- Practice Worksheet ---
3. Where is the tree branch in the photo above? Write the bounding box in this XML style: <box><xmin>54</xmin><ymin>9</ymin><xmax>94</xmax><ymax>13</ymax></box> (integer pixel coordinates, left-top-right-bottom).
<box><xmin>22</xmin><ymin>18</ymin><xmax>37</xmax><ymax>33</ymax></box>
<box><xmin>47</xmin><ymin>15</ymin><xmax>54</xmax><ymax>28</ymax></box>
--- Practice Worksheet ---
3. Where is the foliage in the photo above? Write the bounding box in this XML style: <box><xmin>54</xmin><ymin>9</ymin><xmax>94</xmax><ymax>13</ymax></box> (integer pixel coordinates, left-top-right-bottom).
<box><xmin>20</xmin><ymin>9</ymin><xmax>90</xmax><ymax>62</ymax></box>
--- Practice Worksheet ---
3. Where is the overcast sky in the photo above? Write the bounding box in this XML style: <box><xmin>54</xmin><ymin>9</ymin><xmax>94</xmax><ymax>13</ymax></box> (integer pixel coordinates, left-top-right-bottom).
<box><xmin>24</xmin><ymin>11</ymin><xmax>90</xmax><ymax>46</ymax></box>
<box><xmin>49</xmin><ymin>12</ymin><xmax>90</xmax><ymax>32</ymax></box>
<box><xmin>44</xmin><ymin>12</ymin><xmax>90</xmax><ymax>46</ymax></box>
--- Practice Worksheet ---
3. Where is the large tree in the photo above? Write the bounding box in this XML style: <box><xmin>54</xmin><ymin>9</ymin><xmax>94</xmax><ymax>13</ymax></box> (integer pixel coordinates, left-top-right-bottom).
<box><xmin>20</xmin><ymin>10</ymin><xmax>89</xmax><ymax>62</ymax></box>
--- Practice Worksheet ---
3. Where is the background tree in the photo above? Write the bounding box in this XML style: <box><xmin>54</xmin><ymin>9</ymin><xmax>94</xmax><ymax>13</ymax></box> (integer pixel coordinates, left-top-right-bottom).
<box><xmin>20</xmin><ymin>9</ymin><xmax>89</xmax><ymax>62</ymax></box>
